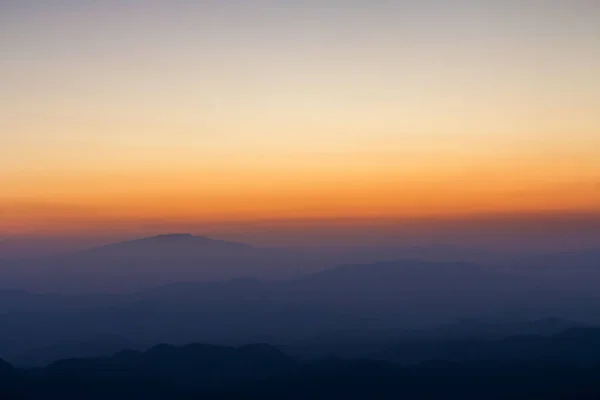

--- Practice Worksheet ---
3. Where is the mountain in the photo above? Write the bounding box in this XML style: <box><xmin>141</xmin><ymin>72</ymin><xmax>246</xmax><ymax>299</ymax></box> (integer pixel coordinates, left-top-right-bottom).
<box><xmin>0</xmin><ymin>358</ymin><xmax>16</xmax><ymax>379</ymax></box>
<box><xmin>6</xmin><ymin>233</ymin><xmax>599</xmax><ymax>294</ymax></box>
<box><xmin>283</xmin><ymin>317</ymin><xmax>585</xmax><ymax>359</ymax></box>
<box><xmin>11</xmin><ymin>330</ymin><xmax>600</xmax><ymax>399</ymax></box>
<box><xmin>44</xmin><ymin>342</ymin><xmax>294</xmax><ymax>390</ymax></box>
<box><xmin>277</xmin><ymin>260</ymin><xmax>561</xmax><ymax>324</ymax></box>
<box><xmin>74</xmin><ymin>234</ymin><xmax>258</xmax><ymax>260</ymax></box>
<box><xmin>511</xmin><ymin>248</ymin><xmax>600</xmax><ymax>294</ymax></box>
<box><xmin>371</xmin><ymin>327</ymin><xmax>600</xmax><ymax>365</ymax></box>
<box><xmin>530</xmin><ymin>248</ymin><xmax>600</xmax><ymax>269</ymax></box>
<box><xmin>428</xmin><ymin>317</ymin><xmax>584</xmax><ymax>339</ymax></box>
<box><xmin>1</xmin><ymin>258</ymin><xmax>599</xmax><ymax>363</ymax></box>
<box><xmin>0</xmin><ymin>289</ymin><xmax>120</xmax><ymax>313</ymax></box>
<box><xmin>0</xmin><ymin>358</ymin><xmax>18</xmax><ymax>398</ymax></box>
<box><xmin>121</xmin><ymin>259</ymin><xmax>559</xmax><ymax>325</ymax></box>
<box><xmin>0</xmin><ymin>234</ymin><xmax>316</xmax><ymax>293</ymax></box>
<box><xmin>13</xmin><ymin>335</ymin><xmax>137</xmax><ymax>368</ymax></box>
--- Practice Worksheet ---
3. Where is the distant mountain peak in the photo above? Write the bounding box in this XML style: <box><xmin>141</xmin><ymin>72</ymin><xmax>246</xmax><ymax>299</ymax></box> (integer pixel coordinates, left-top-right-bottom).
<box><xmin>153</xmin><ymin>233</ymin><xmax>194</xmax><ymax>239</ymax></box>
<box><xmin>73</xmin><ymin>233</ymin><xmax>258</xmax><ymax>261</ymax></box>
<box><xmin>141</xmin><ymin>233</ymin><xmax>198</xmax><ymax>242</ymax></box>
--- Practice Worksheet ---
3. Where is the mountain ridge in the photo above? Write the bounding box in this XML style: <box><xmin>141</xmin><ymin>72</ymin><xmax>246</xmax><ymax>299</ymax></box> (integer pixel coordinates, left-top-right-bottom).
<box><xmin>72</xmin><ymin>233</ymin><xmax>258</xmax><ymax>260</ymax></box>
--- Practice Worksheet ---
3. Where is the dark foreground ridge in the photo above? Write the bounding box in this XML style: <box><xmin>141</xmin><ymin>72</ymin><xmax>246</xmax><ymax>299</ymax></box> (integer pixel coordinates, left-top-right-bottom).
<box><xmin>4</xmin><ymin>328</ymin><xmax>600</xmax><ymax>399</ymax></box>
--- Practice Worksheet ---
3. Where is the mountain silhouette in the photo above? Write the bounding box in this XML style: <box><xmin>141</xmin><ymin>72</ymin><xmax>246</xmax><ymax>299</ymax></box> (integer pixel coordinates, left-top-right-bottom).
<box><xmin>371</xmin><ymin>327</ymin><xmax>600</xmax><ymax>365</ymax></box>
<box><xmin>0</xmin><ymin>234</ymin><xmax>311</xmax><ymax>292</ymax></box>
<box><xmin>11</xmin><ymin>329</ymin><xmax>600</xmax><ymax>399</ymax></box>
<box><xmin>45</xmin><ymin>342</ymin><xmax>294</xmax><ymax>390</ymax></box>
<box><xmin>277</xmin><ymin>260</ymin><xmax>558</xmax><ymax>323</ymax></box>
<box><xmin>0</xmin><ymin>358</ymin><xmax>18</xmax><ymax>398</ymax></box>
<box><xmin>0</xmin><ymin>358</ymin><xmax>16</xmax><ymax>378</ymax></box>
<box><xmin>75</xmin><ymin>234</ymin><xmax>258</xmax><ymax>260</ymax></box>
<box><xmin>13</xmin><ymin>335</ymin><xmax>137</xmax><ymax>368</ymax></box>
<box><xmin>0</xmin><ymin>259</ymin><xmax>589</xmax><ymax>362</ymax></box>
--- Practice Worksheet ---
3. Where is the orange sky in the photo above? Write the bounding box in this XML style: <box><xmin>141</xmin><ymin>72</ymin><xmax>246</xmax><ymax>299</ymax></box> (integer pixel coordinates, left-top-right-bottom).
<box><xmin>1</xmin><ymin>2</ymin><xmax>600</xmax><ymax>237</ymax></box>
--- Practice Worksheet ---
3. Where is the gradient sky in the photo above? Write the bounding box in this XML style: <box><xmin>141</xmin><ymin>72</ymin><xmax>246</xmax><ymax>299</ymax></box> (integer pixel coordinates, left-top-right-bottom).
<box><xmin>1</xmin><ymin>1</ymin><xmax>600</xmax><ymax>238</ymax></box>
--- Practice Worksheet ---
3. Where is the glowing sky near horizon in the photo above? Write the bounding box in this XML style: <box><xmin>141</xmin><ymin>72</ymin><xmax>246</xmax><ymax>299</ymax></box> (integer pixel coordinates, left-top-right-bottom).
<box><xmin>1</xmin><ymin>1</ymin><xmax>600</xmax><ymax>235</ymax></box>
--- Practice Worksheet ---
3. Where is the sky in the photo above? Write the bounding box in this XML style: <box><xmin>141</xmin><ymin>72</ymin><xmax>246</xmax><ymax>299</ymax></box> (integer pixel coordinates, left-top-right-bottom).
<box><xmin>1</xmin><ymin>1</ymin><xmax>600</xmax><ymax>244</ymax></box>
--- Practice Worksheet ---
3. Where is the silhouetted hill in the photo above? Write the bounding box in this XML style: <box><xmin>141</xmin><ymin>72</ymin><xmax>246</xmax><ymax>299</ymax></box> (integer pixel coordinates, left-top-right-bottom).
<box><xmin>10</xmin><ymin>330</ymin><xmax>600</xmax><ymax>399</ymax></box>
<box><xmin>0</xmin><ymin>234</ymin><xmax>315</xmax><ymax>292</ymax></box>
<box><xmin>0</xmin><ymin>289</ymin><xmax>120</xmax><ymax>313</ymax></box>
<box><xmin>372</xmin><ymin>327</ymin><xmax>600</xmax><ymax>365</ymax></box>
<box><xmin>2</xmin><ymin>257</ymin><xmax>599</xmax><ymax>363</ymax></box>
<box><xmin>278</xmin><ymin>260</ymin><xmax>561</xmax><ymax>325</ymax></box>
<box><xmin>14</xmin><ymin>335</ymin><xmax>137</xmax><ymax>368</ymax></box>
<box><xmin>44</xmin><ymin>342</ymin><xmax>294</xmax><ymax>391</ymax></box>
<box><xmin>283</xmin><ymin>317</ymin><xmax>585</xmax><ymax>359</ymax></box>
<box><xmin>529</xmin><ymin>248</ymin><xmax>600</xmax><ymax>269</ymax></box>
<box><xmin>0</xmin><ymin>358</ymin><xmax>18</xmax><ymax>398</ymax></box>
<box><xmin>511</xmin><ymin>248</ymin><xmax>600</xmax><ymax>294</ymax></box>
<box><xmin>428</xmin><ymin>317</ymin><xmax>583</xmax><ymax>339</ymax></box>
<box><xmin>117</xmin><ymin>259</ymin><xmax>568</xmax><ymax>334</ymax></box>
<box><xmin>3</xmin><ymin>233</ymin><xmax>600</xmax><ymax>295</ymax></box>
<box><xmin>75</xmin><ymin>234</ymin><xmax>257</xmax><ymax>260</ymax></box>
<box><xmin>0</xmin><ymin>358</ymin><xmax>16</xmax><ymax>379</ymax></box>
